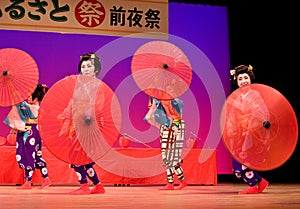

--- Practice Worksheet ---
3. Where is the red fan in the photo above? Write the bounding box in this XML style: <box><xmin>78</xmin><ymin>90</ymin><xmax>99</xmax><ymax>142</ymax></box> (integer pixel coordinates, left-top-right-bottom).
<box><xmin>221</xmin><ymin>84</ymin><xmax>298</xmax><ymax>171</ymax></box>
<box><xmin>0</xmin><ymin>48</ymin><xmax>39</xmax><ymax>106</ymax></box>
<box><xmin>131</xmin><ymin>41</ymin><xmax>192</xmax><ymax>100</ymax></box>
<box><xmin>38</xmin><ymin>75</ymin><xmax>122</xmax><ymax>165</ymax></box>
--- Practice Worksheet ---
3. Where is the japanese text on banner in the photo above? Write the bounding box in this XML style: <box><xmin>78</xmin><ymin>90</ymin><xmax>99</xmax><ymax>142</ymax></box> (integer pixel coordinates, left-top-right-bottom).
<box><xmin>0</xmin><ymin>0</ymin><xmax>168</xmax><ymax>39</ymax></box>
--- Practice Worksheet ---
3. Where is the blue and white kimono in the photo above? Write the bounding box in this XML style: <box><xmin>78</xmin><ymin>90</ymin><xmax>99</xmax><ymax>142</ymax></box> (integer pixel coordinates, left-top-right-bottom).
<box><xmin>4</xmin><ymin>101</ymin><xmax>49</xmax><ymax>181</ymax></box>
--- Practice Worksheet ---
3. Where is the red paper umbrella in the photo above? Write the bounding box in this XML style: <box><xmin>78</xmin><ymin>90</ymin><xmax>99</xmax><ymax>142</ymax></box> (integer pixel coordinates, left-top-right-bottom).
<box><xmin>6</xmin><ymin>132</ymin><xmax>16</xmax><ymax>146</ymax></box>
<box><xmin>38</xmin><ymin>75</ymin><xmax>122</xmax><ymax>165</ymax></box>
<box><xmin>0</xmin><ymin>48</ymin><xmax>39</xmax><ymax>107</ymax></box>
<box><xmin>0</xmin><ymin>136</ymin><xmax>6</xmax><ymax>146</ymax></box>
<box><xmin>221</xmin><ymin>84</ymin><xmax>298</xmax><ymax>171</ymax></box>
<box><xmin>131</xmin><ymin>41</ymin><xmax>192</xmax><ymax>100</ymax></box>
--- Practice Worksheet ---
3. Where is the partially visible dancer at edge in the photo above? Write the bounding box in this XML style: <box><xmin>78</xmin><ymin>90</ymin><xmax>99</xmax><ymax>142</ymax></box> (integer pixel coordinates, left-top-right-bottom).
<box><xmin>58</xmin><ymin>52</ymin><xmax>105</xmax><ymax>195</ymax></box>
<box><xmin>144</xmin><ymin>96</ymin><xmax>187</xmax><ymax>190</ymax></box>
<box><xmin>228</xmin><ymin>64</ymin><xmax>269</xmax><ymax>194</ymax></box>
<box><xmin>4</xmin><ymin>84</ymin><xmax>52</xmax><ymax>189</ymax></box>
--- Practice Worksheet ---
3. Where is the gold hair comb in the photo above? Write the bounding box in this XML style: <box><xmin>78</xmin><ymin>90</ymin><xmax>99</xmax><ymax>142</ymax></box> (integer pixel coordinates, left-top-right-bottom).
<box><xmin>248</xmin><ymin>64</ymin><xmax>253</xmax><ymax>71</ymax></box>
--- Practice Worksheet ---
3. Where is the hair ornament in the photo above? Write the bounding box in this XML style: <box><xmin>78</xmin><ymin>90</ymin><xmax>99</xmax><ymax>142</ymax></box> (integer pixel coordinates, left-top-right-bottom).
<box><xmin>230</xmin><ymin>69</ymin><xmax>236</xmax><ymax>80</ymax></box>
<box><xmin>230</xmin><ymin>69</ymin><xmax>236</xmax><ymax>76</ymax></box>
<box><xmin>90</xmin><ymin>53</ymin><xmax>96</xmax><ymax>59</ymax></box>
<box><xmin>248</xmin><ymin>64</ymin><xmax>253</xmax><ymax>71</ymax></box>
<box><xmin>41</xmin><ymin>84</ymin><xmax>48</xmax><ymax>94</ymax></box>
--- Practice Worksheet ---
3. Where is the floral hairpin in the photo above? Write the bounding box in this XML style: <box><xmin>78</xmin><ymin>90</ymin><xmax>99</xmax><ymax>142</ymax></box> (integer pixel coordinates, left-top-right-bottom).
<box><xmin>41</xmin><ymin>84</ymin><xmax>48</xmax><ymax>94</ymax></box>
<box><xmin>230</xmin><ymin>69</ymin><xmax>236</xmax><ymax>80</ymax></box>
<box><xmin>90</xmin><ymin>53</ymin><xmax>96</xmax><ymax>59</ymax></box>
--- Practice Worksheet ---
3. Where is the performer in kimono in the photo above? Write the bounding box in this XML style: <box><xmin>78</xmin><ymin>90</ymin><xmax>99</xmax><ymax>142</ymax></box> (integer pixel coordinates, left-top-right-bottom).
<box><xmin>4</xmin><ymin>84</ymin><xmax>52</xmax><ymax>189</ymax></box>
<box><xmin>144</xmin><ymin>97</ymin><xmax>187</xmax><ymax>190</ymax></box>
<box><xmin>58</xmin><ymin>52</ymin><xmax>105</xmax><ymax>195</ymax></box>
<box><xmin>228</xmin><ymin>64</ymin><xmax>269</xmax><ymax>194</ymax></box>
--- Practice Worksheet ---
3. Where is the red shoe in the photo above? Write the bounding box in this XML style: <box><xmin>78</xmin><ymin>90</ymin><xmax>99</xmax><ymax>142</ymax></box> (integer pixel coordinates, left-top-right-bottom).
<box><xmin>176</xmin><ymin>181</ymin><xmax>187</xmax><ymax>190</ymax></box>
<box><xmin>258</xmin><ymin>178</ymin><xmax>269</xmax><ymax>193</ymax></box>
<box><xmin>40</xmin><ymin>178</ymin><xmax>52</xmax><ymax>189</ymax></box>
<box><xmin>90</xmin><ymin>184</ymin><xmax>105</xmax><ymax>194</ymax></box>
<box><xmin>69</xmin><ymin>184</ymin><xmax>90</xmax><ymax>195</ymax></box>
<box><xmin>18</xmin><ymin>181</ymin><xmax>32</xmax><ymax>190</ymax></box>
<box><xmin>159</xmin><ymin>184</ymin><xmax>174</xmax><ymax>190</ymax></box>
<box><xmin>238</xmin><ymin>186</ymin><xmax>258</xmax><ymax>194</ymax></box>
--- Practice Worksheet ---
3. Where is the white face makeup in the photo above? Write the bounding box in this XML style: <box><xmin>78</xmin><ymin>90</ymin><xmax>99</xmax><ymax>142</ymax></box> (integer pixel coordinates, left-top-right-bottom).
<box><xmin>237</xmin><ymin>73</ymin><xmax>251</xmax><ymax>88</ymax></box>
<box><xmin>80</xmin><ymin>60</ymin><xmax>96</xmax><ymax>77</ymax></box>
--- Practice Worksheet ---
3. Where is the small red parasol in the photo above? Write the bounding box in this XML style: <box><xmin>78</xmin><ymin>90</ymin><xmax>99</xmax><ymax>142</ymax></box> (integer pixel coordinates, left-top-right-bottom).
<box><xmin>221</xmin><ymin>84</ymin><xmax>298</xmax><ymax>171</ymax></box>
<box><xmin>0</xmin><ymin>48</ymin><xmax>39</xmax><ymax>106</ymax></box>
<box><xmin>131</xmin><ymin>41</ymin><xmax>192</xmax><ymax>100</ymax></box>
<box><xmin>6</xmin><ymin>132</ymin><xmax>17</xmax><ymax>146</ymax></box>
<box><xmin>38</xmin><ymin>75</ymin><xmax>122</xmax><ymax>165</ymax></box>
<box><xmin>0</xmin><ymin>136</ymin><xmax>6</xmax><ymax>146</ymax></box>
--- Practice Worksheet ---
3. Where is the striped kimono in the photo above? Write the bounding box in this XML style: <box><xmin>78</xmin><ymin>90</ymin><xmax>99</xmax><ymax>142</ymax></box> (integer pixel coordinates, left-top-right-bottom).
<box><xmin>145</xmin><ymin>97</ymin><xmax>186</xmax><ymax>184</ymax></box>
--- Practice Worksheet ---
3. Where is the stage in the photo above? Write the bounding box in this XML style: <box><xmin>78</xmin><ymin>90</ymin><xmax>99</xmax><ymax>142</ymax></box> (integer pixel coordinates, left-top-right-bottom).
<box><xmin>0</xmin><ymin>147</ymin><xmax>217</xmax><ymax>185</ymax></box>
<box><xmin>0</xmin><ymin>183</ymin><xmax>299</xmax><ymax>209</ymax></box>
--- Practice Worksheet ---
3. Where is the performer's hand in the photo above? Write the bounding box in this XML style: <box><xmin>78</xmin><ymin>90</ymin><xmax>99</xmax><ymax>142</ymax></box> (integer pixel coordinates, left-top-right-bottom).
<box><xmin>9</xmin><ymin>129</ymin><xmax>17</xmax><ymax>134</ymax></box>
